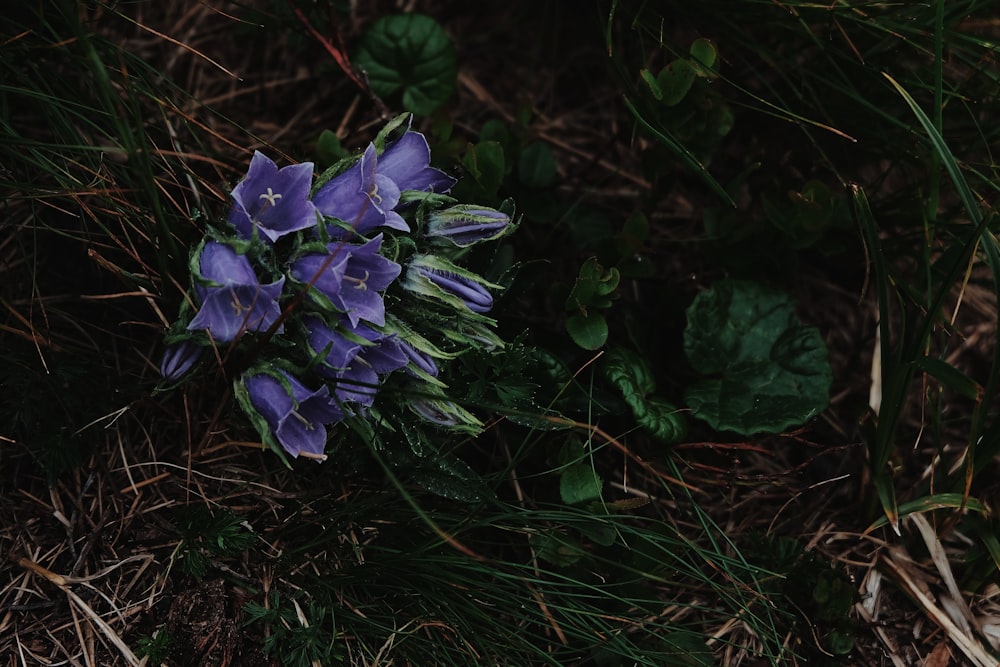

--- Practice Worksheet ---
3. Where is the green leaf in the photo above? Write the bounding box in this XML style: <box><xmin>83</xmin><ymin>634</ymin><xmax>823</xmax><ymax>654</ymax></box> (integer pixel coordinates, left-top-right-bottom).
<box><xmin>560</xmin><ymin>462</ymin><xmax>603</xmax><ymax>505</ymax></box>
<box><xmin>688</xmin><ymin>38</ymin><xmax>718</xmax><ymax>73</ymax></box>
<box><xmin>603</xmin><ymin>346</ymin><xmax>655</xmax><ymax>401</ymax></box>
<box><xmin>315</xmin><ymin>129</ymin><xmax>345</xmax><ymax>169</ymax></box>
<box><xmin>460</xmin><ymin>140</ymin><xmax>505</xmax><ymax>199</ymax></box>
<box><xmin>517</xmin><ymin>141</ymin><xmax>557</xmax><ymax>188</ymax></box>
<box><xmin>354</xmin><ymin>14</ymin><xmax>457</xmax><ymax>116</ymax></box>
<box><xmin>603</xmin><ymin>348</ymin><xmax>686</xmax><ymax>443</ymax></box>
<box><xmin>683</xmin><ymin>279</ymin><xmax>832</xmax><ymax>434</ymax></box>
<box><xmin>657</xmin><ymin>59</ymin><xmax>696</xmax><ymax>106</ymax></box>
<box><xmin>635</xmin><ymin>395</ymin><xmax>687</xmax><ymax>443</ymax></box>
<box><xmin>913</xmin><ymin>355</ymin><xmax>982</xmax><ymax>401</ymax></box>
<box><xmin>640</xmin><ymin>68</ymin><xmax>662</xmax><ymax>100</ymax></box>
<box><xmin>566</xmin><ymin>311</ymin><xmax>608</xmax><ymax>350</ymax></box>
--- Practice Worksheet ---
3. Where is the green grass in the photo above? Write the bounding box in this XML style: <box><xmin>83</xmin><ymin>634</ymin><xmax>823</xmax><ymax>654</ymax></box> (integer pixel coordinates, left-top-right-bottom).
<box><xmin>3</xmin><ymin>1</ymin><xmax>1000</xmax><ymax>665</ymax></box>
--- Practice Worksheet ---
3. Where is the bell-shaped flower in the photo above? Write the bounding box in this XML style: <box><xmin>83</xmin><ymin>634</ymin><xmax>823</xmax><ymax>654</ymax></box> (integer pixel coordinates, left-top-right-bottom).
<box><xmin>378</xmin><ymin>130</ymin><xmax>457</xmax><ymax>194</ymax></box>
<box><xmin>241</xmin><ymin>369</ymin><xmax>342</xmax><ymax>460</ymax></box>
<box><xmin>159</xmin><ymin>340</ymin><xmax>201</xmax><ymax>382</ymax></box>
<box><xmin>187</xmin><ymin>241</ymin><xmax>285</xmax><ymax>342</ymax></box>
<box><xmin>425</xmin><ymin>205</ymin><xmax>511</xmax><ymax>247</ymax></box>
<box><xmin>312</xmin><ymin>144</ymin><xmax>406</xmax><ymax>236</ymax></box>
<box><xmin>228</xmin><ymin>151</ymin><xmax>318</xmax><ymax>243</ymax></box>
<box><xmin>291</xmin><ymin>234</ymin><xmax>400</xmax><ymax>327</ymax></box>
<box><xmin>403</xmin><ymin>254</ymin><xmax>499</xmax><ymax>315</ymax></box>
<box><xmin>304</xmin><ymin>316</ymin><xmax>408</xmax><ymax>406</ymax></box>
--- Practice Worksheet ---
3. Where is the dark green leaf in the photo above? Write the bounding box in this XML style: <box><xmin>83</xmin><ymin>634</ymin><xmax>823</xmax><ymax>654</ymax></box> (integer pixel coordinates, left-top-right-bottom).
<box><xmin>566</xmin><ymin>311</ymin><xmax>608</xmax><ymax>350</ymax></box>
<box><xmin>683</xmin><ymin>279</ymin><xmax>832</xmax><ymax>434</ymax></box>
<box><xmin>517</xmin><ymin>141</ymin><xmax>557</xmax><ymax>188</ymax></box>
<box><xmin>354</xmin><ymin>14</ymin><xmax>457</xmax><ymax>116</ymax></box>
<box><xmin>635</xmin><ymin>395</ymin><xmax>687</xmax><ymax>443</ymax></box>
<box><xmin>688</xmin><ymin>38</ymin><xmax>718</xmax><ymax>72</ymax></box>
<box><xmin>460</xmin><ymin>140</ymin><xmax>505</xmax><ymax>199</ymax></box>
<box><xmin>657</xmin><ymin>59</ymin><xmax>697</xmax><ymax>106</ymax></box>
<box><xmin>560</xmin><ymin>462</ymin><xmax>602</xmax><ymax>505</ymax></box>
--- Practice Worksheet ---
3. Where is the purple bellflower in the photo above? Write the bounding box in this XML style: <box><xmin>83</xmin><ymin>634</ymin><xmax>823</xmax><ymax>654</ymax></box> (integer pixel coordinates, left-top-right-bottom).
<box><xmin>311</xmin><ymin>130</ymin><xmax>456</xmax><ymax>238</ymax></box>
<box><xmin>378</xmin><ymin>131</ymin><xmax>457</xmax><ymax>194</ymax></box>
<box><xmin>305</xmin><ymin>316</ymin><xmax>408</xmax><ymax>406</ymax></box>
<box><xmin>312</xmin><ymin>144</ymin><xmax>406</xmax><ymax>236</ymax></box>
<box><xmin>187</xmin><ymin>241</ymin><xmax>285</xmax><ymax>342</ymax></box>
<box><xmin>243</xmin><ymin>369</ymin><xmax>343</xmax><ymax>460</ymax></box>
<box><xmin>291</xmin><ymin>234</ymin><xmax>400</xmax><ymax>327</ymax></box>
<box><xmin>228</xmin><ymin>151</ymin><xmax>318</xmax><ymax>243</ymax></box>
<box><xmin>425</xmin><ymin>205</ymin><xmax>511</xmax><ymax>247</ymax></box>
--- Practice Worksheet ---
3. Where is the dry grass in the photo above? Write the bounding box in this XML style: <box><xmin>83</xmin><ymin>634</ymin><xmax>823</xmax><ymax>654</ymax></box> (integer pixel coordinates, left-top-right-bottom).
<box><xmin>2</xmin><ymin>1</ymin><xmax>999</xmax><ymax>665</ymax></box>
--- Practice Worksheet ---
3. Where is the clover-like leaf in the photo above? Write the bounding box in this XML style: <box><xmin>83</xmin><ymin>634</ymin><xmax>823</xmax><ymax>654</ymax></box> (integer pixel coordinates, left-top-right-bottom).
<box><xmin>683</xmin><ymin>279</ymin><xmax>831</xmax><ymax>434</ymax></box>
<box><xmin>354</xmin><ymin>14</ymin><xmax>457</xmax><ymax>116</ymax></box>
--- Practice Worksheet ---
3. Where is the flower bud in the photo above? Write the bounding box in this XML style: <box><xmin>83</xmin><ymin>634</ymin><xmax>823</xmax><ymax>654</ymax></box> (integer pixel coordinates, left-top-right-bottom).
<box><xmin>159</xmin><ymin>341</ymin><xmax>201</xmax><ymax>382</ymax></box>
<box><xmin>403</xmin><ymin>254</ymin><xmax>498</xmax><ymax>315</ymax></box>
<box><xmin>425</xmin><ymin>205</ymin><xmax>510</xmax><ymax>247</ymax></box>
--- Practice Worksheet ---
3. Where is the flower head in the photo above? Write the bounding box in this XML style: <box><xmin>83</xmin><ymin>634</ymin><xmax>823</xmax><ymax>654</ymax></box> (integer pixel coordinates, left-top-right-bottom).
<box><xmin>291</xmin><ymin>234</ymin><xmax>400</xmax><ymax>327</ymax></box>
<box><xmin>187</xmin><ymin>241</ymin><xmax>286</xmax><ymax>342</ymax></box>
<box><xmin>305</xmin><ymin>316</ymin><xmax>407</xmax><ymax>406</ymax></box>
<box><xmin>228</xmin><ymin>151</ymin><xmax>318</xmax><ymax>243</ymax></box>
<box><xmin>425</xmin><ymin>205</ymin><xmax>511</xmax><ymax>247</ymax></box>
<box><xmin>312</xmin><ymin>144</ymin><xmax>406</xmax><ymax>236</ymax></box>
<box><xmin>378</xmin><ymin>131</ymin><xmax>457</xmax><ymax>194</ymax></box>
<box><xmin>242</xmin><ymin>369</ymin><xmax>342</xmax><ymax>460</ymax></box>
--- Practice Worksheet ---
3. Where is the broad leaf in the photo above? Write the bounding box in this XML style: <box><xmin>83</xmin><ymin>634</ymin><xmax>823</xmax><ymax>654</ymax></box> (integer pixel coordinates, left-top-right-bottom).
<box><xmin>560</xmin><ymin>462</ymin><xmax>602</xmax><ymax>505</ymax></box>
<box><xmin>566</xmin><ymin>311</ymin><xmax>608</xmax><ymax>350</ymax></box>
<box><xmin>684</xmin><ymin>279</ymin><xmax>831</xmax><ymax>434</ymax></box>
<box><xmin>354</xmin><ymin>14</ymin><xmax>457</xmax><ymax>116</ymax></box>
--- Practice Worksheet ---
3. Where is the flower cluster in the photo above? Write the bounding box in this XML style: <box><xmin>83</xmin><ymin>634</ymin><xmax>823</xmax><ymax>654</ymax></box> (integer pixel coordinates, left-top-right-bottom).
<box><xmin>159</xmin><ymin>116</ymin><xmax>514</xmax><ymax>462</ymax></box>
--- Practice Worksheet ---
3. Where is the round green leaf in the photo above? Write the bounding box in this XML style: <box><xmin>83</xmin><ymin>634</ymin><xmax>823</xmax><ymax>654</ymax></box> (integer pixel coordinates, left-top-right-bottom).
<box><xmin>354</xmin><ymin>14</ymin><xmax>457</xmax><ymax>116</ymax></box>
<box><xmin>566</xmin><ymin>311</ymin><xmax>608</xmax><ymax>350</ymax></box>
<box><xmin>683</xmin><ymin>279</ymin><xmax>832</xmax><ymax>434</ymax></box>
<box><xmin>656</xmin><ymin>59</ymin><xmax>696</xmax><ymax>107</ymax></box>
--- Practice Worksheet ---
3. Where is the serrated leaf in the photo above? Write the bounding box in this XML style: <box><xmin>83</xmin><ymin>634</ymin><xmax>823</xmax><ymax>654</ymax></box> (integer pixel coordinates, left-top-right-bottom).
<box><xmin>635</xmin><ymin>395</ymin><xmax>687</xmax><ymax>443</ymax></box>
<box><xmin>560</xmin><ymin>462</ymin><xmax>603</xmax><ymax>505</ymax></box>
<box><xmin>566</xmin><ymin>311</ymin><xmax>608</xmax><ymax>350</ymax></box>
<box><xmin>603</xmin><ymin>346</ymin><xmax>656</xmax><ymax>402</ymax></box>
<box><xmin>683</xmin><ymin>279</ymin><xmax>832</xmax><ymax>434</ymax></box>
<box><xmin>354</xmin><ymin>14</ymin><xmax>457</xmax><ymax>116</ymax></box>
<box><xmin>409</xmin><ymin>455</ymin><xmax>490</xmax><ymax>503</ymax></box>
<box><xmin>657</xmin><ymin>59</ymin><xmax>696</xmax><ymax>106</ymax></box>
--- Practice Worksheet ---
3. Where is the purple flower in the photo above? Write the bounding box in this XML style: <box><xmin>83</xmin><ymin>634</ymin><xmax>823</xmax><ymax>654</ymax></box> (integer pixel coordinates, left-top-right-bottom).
<box><xmin>312</xmin><ymin>144</ymin><xmax>406</xmax><ymax>235</ymax></box>
<box><xmin>243</xmin><ymin>370</ymin><xmax>342</xmax><ymax>460</ymax></box>
<box><xmin>404</xmin><ymin>255</ymin><xmax>494</xmax><ymax>314</ymax></box>
<box><xmin>228</xmin><ymin>151</ymin><xmax>318</xmax><ymax>243</ymax></box>
<box><xmin>291</xmin><ymin>234</ymin><xmax>401</xmax><ymax>327</ymax></box>
<box><xmin>187</xmin><ymin>241</ymin><xmax>285</xmax><ymax>342</ymax></box>
<box><xmin>378</xmin><ymin>131</ymin><xmax>457</xmax><ymax>194</ymax></box>
<box><xmin>159</xmin><ymin>340</ymin><xmax>201</xmax><ymax>382</ymax></box>
<box><xmin>305</xmin><ymin>316</ymin><xmax>408</xmax><ymax>406</ymax></box>
<box><xmin>425</xmin><ymin>205</ymin><xmax>511</xmax><ymax>247</ymax></box>
<box><xmin>311</xmin><ymin>130</ymin><xmax>456</xmax><ymax>237</ymax></box>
